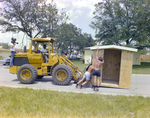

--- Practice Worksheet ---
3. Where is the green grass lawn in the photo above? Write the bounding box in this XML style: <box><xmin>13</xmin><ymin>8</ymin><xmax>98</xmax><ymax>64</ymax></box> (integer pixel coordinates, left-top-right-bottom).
<box><xmin>0</xmin><ymin>56</ymin><xmax>3</xmax><ymax>60</ymax></box>
<box><xmin>1</xmin><ymin>60</ymin><xmax>150</xmax><ymax>117</ymax></box>
<box><xmin>0</xmin><ymin>87</ymin><xmax>150</xmax><ymax>118</ymax></box>
<box><xmin>132</xmin><ymin>62</ymin><xmax>150</xmax><ymax>74</ymax></box>
<box><xmin>71</xmin><ymin>59</ymin><xmax>88</xmax><ymax>71</ymax></box>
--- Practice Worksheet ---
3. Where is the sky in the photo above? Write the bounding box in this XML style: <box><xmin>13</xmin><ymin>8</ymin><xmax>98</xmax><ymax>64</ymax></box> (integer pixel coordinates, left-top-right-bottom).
<box><xmin>0</xmin><ymin>0</ymin><xmax>101</xmax><ymax>48</ymax></box>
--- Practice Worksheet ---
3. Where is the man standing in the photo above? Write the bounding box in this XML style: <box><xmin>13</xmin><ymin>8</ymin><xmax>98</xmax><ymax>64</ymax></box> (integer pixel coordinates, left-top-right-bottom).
<box><xmin>10</xmin><ymin>42</ymin><xmax>16</xmax><ymax>66</ymax></box>
<box><xmin>93</xmin><ymin>48</ymin><xmax>104</xmax><ymax>91</ymax></box>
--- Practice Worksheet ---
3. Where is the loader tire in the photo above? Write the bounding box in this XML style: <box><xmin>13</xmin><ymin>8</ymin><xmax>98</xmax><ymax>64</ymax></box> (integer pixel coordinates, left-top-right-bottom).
<box><xmin>17</xmin><ymin>64</ymin><xmax>37</xmax><ymax>84</ymax></box>
<box><xmin>52</xmin><ymin>64</ymin><xmax>73</xmax><ymax>85</ymax></box>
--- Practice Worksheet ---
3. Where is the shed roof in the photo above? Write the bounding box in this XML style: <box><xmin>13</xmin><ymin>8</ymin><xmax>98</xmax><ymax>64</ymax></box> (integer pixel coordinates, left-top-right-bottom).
<box><xmin>86</xmin><ymin>45</ymin><xmax>138</xmax><ymax>52</ymax></box>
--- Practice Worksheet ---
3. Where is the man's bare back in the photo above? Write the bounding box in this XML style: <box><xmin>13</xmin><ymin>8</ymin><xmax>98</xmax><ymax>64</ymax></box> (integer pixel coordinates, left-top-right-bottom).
<box><xmin>87</xmin><ymin>65</ymin><xmax>94</xmax><ymax>73</ymax></box>
<box><xmin>95</xmin><ymin>59</ymin><xmax>104</xmax><ymax>70</ymax></box>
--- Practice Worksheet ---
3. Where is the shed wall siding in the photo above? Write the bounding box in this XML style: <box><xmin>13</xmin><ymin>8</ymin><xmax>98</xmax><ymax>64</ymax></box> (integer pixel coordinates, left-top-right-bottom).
<box><xmin>84</xmin><ymin>50</ymin><xmax>93</xmax><ymax>64</ymax></box>
<box><xmin>119</xmin><ymin>51</ymin><xmax>133</xmax><ymax>89</ymax></box>
<box><xmin>133</xmin><ymin>50</ymin><xmax>141</xmax><ymax>65</ymax></box>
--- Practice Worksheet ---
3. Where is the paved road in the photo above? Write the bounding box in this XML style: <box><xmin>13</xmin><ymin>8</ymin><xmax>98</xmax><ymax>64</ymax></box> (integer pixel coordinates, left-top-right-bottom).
<box><xmin>0</xmin><ymin>65</ymin><xmax>150</xmax><ymax>97</ymax></box>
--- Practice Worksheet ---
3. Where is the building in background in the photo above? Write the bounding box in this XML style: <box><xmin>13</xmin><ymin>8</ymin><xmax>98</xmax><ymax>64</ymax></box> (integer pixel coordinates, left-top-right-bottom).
<box><xmin>0</xmin><ymin>48</ymin><xmax>11</xmax><ymax>58</ymax></box>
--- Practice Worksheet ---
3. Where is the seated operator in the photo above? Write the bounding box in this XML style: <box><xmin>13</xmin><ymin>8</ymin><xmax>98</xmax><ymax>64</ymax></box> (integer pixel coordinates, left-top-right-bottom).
<box><xmin>40</xmin><ymin>44</ymin><xmax>48</xmax><ymax>62</ymax></box>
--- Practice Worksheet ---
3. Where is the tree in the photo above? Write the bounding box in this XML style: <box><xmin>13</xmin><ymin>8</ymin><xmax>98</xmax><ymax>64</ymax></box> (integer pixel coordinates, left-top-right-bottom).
<box><xmin>0</xmin><ymin>0</ymin><xmax>45</xmax><ymax>38</ymax></box>
<box><xmin>55</xmin><ymin>23</ymin><xmax>80</xmax><ymax>56</ymax></box>
<box><xmin>0</xmin><ymin>42</ymin><xmax>10</xmax><ymax>49</ymax></box>
<box><xmin>35</xmin><ymin>2</ymin><xmax>69</xmax><ymax>38</ymax></box>
<box><xmin>55</xmin><ymin>23</ymin><xmax>95</xmax><ymax>56</ymax></box>
<box><xmin>90</xmin><ymin>0</ymin><xmax>150</xmax><ymax>46</ymax></box>
<box><xmin>74</xmin><ymin>33</ymin><xmax>95</xmax><ymax>54</ymax></box>
<box><xmin>0</xmin><ymin>0</ymin><xmax>68</xmax><ymax>38</ymax></box>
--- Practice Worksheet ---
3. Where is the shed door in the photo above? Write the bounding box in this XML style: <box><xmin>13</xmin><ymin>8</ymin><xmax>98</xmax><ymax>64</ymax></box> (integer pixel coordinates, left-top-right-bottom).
<box><xmin>102</xmin><ymin>49</ymin><xmax>121</xmax><ymax>86</ymax></box>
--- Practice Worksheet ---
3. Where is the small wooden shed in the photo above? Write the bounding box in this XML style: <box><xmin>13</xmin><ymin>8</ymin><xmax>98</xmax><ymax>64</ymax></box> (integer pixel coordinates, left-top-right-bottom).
<box><xmin>91</xmin><ymin>45</ymin><xmax>138</xmax><ymax>89</ymax></box>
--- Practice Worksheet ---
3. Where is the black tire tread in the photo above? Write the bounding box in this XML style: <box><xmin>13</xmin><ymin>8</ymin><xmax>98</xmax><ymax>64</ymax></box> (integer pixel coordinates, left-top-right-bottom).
<box><xmin>52</xmin><ymin>64</ymin><xmax>73</xmax><ymax>85</ymax></box>
<box><xmin>17</xmin><ymin>64</ymin><xmax>37</xmax><ymax>84</ymax></box>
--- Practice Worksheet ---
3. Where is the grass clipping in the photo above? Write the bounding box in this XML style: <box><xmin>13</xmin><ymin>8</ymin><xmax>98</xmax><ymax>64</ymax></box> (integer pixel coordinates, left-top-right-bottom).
<box><xmin>0</xmin><ymin>87</ymin><xmax>150</xmax><ymax>118</ymax></box>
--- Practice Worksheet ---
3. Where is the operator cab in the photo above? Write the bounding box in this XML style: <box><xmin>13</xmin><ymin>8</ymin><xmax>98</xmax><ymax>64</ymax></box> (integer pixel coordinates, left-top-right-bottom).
<box><xmin>30</xmin><ymin>38</ymin><xmax>55</xmax><ymax>63</ymax></box>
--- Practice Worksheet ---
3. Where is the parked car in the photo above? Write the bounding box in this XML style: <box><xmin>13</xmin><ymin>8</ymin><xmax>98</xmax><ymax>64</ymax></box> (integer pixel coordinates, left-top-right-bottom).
<box><xmin>68</xmin><ymin>56</ymin><xmax>81</xmax><ymax>60</ymax></box>
<box><xmin>0</xmin><ymin>58</ymin><xmax>11</xmax><ymax>65</ymax></box>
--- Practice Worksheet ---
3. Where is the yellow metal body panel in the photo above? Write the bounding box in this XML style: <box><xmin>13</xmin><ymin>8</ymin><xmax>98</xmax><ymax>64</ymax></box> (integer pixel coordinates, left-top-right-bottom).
<box><xmin>15</xmin><ymin>53</ymin><xmax>28</xmax><ymax>57</ymax></box>
<box><xmin>9</xmin><ymin>66</ymin><xmax>20</xmax><ymax>74</ymax></box>
<box><xmin>28</xmin><ymin>53</ymin><xmax>43</xmax><ymax>64</ymax></box>
<box><xmin>31</xmin><ymin>38</ymin><xmax>54</xmax><ymax>43</ymax></box>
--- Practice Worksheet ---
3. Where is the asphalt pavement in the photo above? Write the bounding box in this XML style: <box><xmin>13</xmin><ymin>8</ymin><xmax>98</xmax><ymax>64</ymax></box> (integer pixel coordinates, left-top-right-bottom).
<box><xmin>0</xmin><ymin>65</ymin><xmax>150</xmax><ymax>97</ymax></box>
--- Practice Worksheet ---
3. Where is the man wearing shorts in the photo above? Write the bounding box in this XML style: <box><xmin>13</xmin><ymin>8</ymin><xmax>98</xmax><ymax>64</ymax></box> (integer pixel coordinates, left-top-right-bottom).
<box><xmin>93</xmin><ymin>48</ymin><xmax>104</xmax><ymax>91</ymax></box>
<box><xmin>76</xmin><ymin>64</ymin><xmax>94</xmax><ymax>89</ymax></box>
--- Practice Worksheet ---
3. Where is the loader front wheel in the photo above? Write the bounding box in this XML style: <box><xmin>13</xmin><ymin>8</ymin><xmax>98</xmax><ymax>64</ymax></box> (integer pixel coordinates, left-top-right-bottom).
<box><xmin>52</xmin><ymin>64</ymin><xmax>73</xmax><ymax>85</ymax></box>
<box><xmin>17</xmin><ymin>64</ymin><xmax>37</xmax><ymax>84</ymax></box>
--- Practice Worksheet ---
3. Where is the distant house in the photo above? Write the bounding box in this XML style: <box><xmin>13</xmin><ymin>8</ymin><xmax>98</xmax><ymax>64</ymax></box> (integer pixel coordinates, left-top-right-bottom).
<box><xmin>0</xmin><ymin>48</ymin><xmax>11</xmax><ymax>58</ymax></box>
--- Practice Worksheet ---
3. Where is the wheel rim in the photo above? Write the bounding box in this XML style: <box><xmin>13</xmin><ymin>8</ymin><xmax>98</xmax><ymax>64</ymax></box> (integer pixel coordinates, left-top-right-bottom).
<box><xmin>56</xmin><ymin>69</ymin><xmax>67</xmax><ymax>81</ymax></box>
<box><xmin>20</xmin><ymin>69</ymin><xmax>31</xmax><ymax>80</ymax></box>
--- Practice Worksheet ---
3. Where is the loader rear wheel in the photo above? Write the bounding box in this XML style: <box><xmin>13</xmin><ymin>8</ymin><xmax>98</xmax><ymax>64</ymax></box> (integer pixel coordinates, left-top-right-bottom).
<box><xmin>52</xmin><ymin>64</ymin><xmax>73</xmax><ymax>85</ymax></box>
<box><xmin>17</xmin><ymin>64</ymin><xmax>37</xmax><ymax>84</ymax></box>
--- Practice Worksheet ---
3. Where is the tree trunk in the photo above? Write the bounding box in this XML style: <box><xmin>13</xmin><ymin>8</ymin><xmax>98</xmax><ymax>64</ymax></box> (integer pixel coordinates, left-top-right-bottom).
<box><xmin>126</xmin><ymin>39</ymin><xmax>129</xmax><ymax>45</ymax></box>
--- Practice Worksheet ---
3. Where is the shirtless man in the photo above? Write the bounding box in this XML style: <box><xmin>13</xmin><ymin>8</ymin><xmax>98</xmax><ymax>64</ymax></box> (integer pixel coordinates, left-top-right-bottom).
<box><xmin>93</xmin><ymin>48</ymin><xmax>104</xmax><ymax>91</ymax></box>
<box><xmin>76</xmin><ymin>64</ymin><xmax>94</xmax><ymax>89</ymax></box>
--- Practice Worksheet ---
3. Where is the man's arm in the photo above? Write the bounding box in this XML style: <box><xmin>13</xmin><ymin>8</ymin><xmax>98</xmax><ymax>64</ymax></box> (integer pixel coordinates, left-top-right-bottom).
<box><xmin>87</xmin><ymin>60</ymin><xmax>90</xmax><ymax>64</ymax></box>
<box><xmin>96</xmin><ymin>48</ymin><xmax>99</xmax><ymax>60</ymax></box>
<box><xmin>101</xmin><ymin>59</ymin><xmax>104</xmax><ymax>64</ymax></box>
<box><xmin>87</xmin><ymin>57</ymin><xmax>91</xmax><ymax>64</ymax></box>
<box><xmin>11</xmin><ymin>43</ymin><xmax>16</xmax><ymax>48</ymax></box>
<box><xmin>100</xmin><ymin>56</ymin><xmax>104</xmax><ymax>64</ymax></box>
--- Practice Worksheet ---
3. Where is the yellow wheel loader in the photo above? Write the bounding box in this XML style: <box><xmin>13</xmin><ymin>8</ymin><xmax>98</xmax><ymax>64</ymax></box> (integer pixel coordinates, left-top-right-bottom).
<box><xmin>9</xmin><ymin>38</ymin><xmax>81</xmax><ymax>85</ymax></box>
